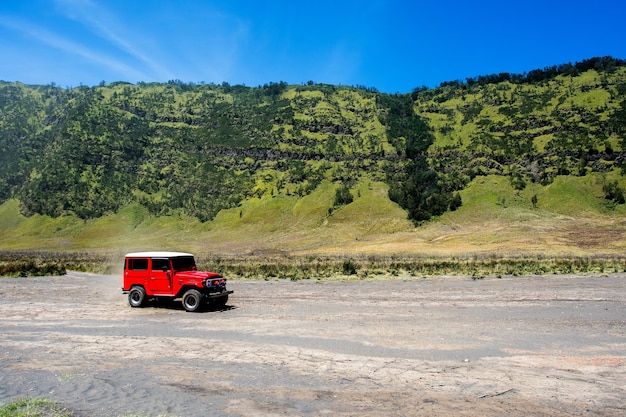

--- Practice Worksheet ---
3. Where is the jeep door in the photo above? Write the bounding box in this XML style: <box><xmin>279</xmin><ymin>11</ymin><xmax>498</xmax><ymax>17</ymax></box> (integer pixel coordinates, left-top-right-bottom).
<box><xmin>124</xmin><ymin>257</ymin><xmax>149</xmax><ymax>290</ymax></box>
<box><xmin>147</xmin><ymin>258</ymin><xmax>172</xmax><ymax>293</ymax></box>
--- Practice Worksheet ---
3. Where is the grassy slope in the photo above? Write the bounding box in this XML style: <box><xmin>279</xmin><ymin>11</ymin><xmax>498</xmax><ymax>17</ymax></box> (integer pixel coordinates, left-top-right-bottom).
<box><xmin>2</xmin><ymin>173</ymin><xmax>625</xmax><ymax>257</ymax></box>
<box><xmin>1</xmin><ymin>68</ymin><xmax>625</xmax><ymax>257</ymax></box>
<box><xmin>0</xmin><ymin>179</ymin><xmax>410</xmax><ymax>254</ymax></box>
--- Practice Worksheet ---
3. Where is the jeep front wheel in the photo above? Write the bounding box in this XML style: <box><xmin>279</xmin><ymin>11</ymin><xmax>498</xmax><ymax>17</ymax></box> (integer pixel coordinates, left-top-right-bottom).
<box><xmin>128</xmin><ymin>286</ymin><xmax>146</xmax><ymax>308</ymax></box>
<box><xmin>182</xmin><ymin>289</ymin><xmax>203</xmax><ymax>312</ymax></box>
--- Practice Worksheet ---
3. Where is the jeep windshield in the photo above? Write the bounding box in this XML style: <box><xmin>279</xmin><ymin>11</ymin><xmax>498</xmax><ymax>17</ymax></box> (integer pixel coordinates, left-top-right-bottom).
<box><xmin>171</xmin><ymin>256</ymin><xmax>197</xmax><ymax>271</ymax></box>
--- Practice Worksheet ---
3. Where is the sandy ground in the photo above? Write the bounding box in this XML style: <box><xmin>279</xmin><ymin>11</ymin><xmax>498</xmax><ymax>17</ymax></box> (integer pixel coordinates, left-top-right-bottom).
<box><xmin>0</xmin><ymin>271</ymin><xmax>625</xmax><ymax>416</ymax></box>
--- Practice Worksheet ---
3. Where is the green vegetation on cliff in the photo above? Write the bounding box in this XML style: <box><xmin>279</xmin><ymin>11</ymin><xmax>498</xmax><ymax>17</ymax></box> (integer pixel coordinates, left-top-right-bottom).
<box><xmin>1</xmin><ymin>57</ymin><xmax>625</xmax><ymax>254</ymax></box>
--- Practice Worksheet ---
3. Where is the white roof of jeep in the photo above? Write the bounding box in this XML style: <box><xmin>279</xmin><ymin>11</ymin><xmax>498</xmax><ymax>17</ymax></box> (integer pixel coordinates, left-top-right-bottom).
<box><xmin>125</xmin><ymin>251</ymin><xmax>194</xmax><ymax>258</ymax></box>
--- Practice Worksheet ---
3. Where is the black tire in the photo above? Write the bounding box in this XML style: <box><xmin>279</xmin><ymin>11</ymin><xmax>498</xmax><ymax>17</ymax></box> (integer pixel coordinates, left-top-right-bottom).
<box><xmin>182</xmin><ymin>289</ymin><xmax>203</xmax><ymax>312</ymax></box>
<box><xmin>128</xmin><ymin>286</ymin><xmax>146</xmax><ymax>308</ymax></box>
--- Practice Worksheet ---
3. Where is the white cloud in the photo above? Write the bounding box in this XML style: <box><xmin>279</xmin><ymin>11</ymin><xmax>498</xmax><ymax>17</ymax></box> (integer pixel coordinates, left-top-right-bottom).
<box><xmin>0</xmin><ymin>15</ymin><xmax>147</xmax><ymax>81</ymax></box>
<box><xmin>53</xmin><ymin>0</ymin><xmax>175</xmax><ymax>80</ymax></box>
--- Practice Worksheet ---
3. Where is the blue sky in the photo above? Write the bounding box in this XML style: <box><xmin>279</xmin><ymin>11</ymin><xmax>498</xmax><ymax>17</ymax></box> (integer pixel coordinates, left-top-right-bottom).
<box><xmin>0</xmin><ymin>0</ymin><xmax>625</xmax><ymax>93</ymax></box>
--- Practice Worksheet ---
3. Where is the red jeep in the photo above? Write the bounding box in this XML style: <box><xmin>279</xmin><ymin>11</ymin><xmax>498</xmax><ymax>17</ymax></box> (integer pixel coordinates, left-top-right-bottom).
<box><xmin>122</xmin><ymin>251</ymin><xmax>232</xmax><ymax>312</ymax></box>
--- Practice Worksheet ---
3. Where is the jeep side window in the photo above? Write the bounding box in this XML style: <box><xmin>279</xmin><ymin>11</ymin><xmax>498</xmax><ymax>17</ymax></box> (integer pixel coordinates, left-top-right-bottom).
<box><xmin>171</xmin><ymin>256</ymin><xmax>196</xmax><ymax>271</ymax></box>
<box><xmin>128</xmin><ymin>258</ymin><xmax>148</xmax><ymax>270</ymax></box>
<box><xmin>151</xmin><ymin>258</ymin><xmax>170</xmax><ymax>271</ymax></box>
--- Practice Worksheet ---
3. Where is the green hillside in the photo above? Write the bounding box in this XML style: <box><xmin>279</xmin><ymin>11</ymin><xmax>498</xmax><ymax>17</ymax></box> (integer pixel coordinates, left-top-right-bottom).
<box><xmin>1</xmin><ymin>57</ymin><xmax>625</xmax><ymax>256</ymax></box>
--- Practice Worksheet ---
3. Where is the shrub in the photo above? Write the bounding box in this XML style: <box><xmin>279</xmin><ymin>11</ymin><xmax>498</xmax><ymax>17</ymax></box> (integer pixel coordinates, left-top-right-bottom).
<box><xmin>603</xmin><ymin>181</ymin><xmax>625</xmax><ymax>204</ymax></box>
<box><xmin>334</xmin><ymin>185</ymin><xmax>353</xmax><ymax>207</ymax></box>
<box><xmin>342</xmin><ymin>259</ymin><xmax>358</xmax><ymax>275</ymax></box>
<box><xmin>0</xmin><ymin>260</ymin><xmax>66</xmax><ymax>277</ymax></box>
<box><xmin>449</xmin><ymin>192</ymin><xmax>462</xmax><ymax>211</ymax></box>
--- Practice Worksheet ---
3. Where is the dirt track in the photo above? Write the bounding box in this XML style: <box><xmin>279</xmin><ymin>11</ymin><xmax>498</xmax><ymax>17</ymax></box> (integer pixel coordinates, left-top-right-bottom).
<box><xmin>0</xmin><ymin>272</ymin><xmax>625</xmax><ymax>416</ymax></box>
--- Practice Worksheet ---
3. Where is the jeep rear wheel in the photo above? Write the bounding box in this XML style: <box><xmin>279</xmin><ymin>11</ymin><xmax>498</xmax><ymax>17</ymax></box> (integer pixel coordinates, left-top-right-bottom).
<box><xmin>128</xmin><ymin>286</ymin><xmax>146</xmax><ymax>308</ymax></box>
<box><xmin>182</xmin><ymin>289</ymin><xmax>203</xmax><ymax>312</ymax></box>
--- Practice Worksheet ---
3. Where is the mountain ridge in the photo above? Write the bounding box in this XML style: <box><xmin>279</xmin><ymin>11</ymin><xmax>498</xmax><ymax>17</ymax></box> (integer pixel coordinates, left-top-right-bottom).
<box><xmin>1</xmin><ymin>56</ymin><xmax>625</xmax><ymax>255</ymax></box>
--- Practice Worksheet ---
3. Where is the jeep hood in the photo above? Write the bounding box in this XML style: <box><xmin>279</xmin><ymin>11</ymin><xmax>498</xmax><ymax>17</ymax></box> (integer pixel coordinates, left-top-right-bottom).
<box><xmin>174</xmin><ymin>270</ymin><xmax>223</xmax><ymax>280</ymax></box>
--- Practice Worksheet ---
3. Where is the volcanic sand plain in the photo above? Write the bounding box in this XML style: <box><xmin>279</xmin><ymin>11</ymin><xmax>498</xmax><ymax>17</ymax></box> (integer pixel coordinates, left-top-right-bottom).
<box><xmin>0</xmin><ymin>271</ymin><xmax>625</xmax><ymax>416</ymax></box>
